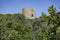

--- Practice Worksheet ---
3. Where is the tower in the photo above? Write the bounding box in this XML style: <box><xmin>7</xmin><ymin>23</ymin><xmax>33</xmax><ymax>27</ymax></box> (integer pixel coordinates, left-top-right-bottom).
<box><xmin>22</xmin><ymin>8</ymin><xmax>36</xmax><ymax>19</ymax></box>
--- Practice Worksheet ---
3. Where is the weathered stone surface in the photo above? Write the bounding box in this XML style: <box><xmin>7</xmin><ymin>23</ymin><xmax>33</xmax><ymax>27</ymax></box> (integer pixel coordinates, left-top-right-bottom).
<box><xmin>22</xmin><ymin>8</ymin><xmax>36</xmax><ymax>19</ymax></box>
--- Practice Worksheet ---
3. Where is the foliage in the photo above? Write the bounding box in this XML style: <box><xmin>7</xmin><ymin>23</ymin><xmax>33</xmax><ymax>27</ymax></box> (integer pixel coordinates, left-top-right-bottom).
<box><xmin>0</xmin><ymin>5</ymin><xmax>60</xmax><ymax>40</ymax></box>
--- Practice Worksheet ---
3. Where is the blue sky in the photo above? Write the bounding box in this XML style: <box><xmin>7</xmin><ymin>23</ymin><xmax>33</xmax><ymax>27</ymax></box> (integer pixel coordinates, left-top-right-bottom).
<box><xmin>0</xmin><ymin>0</ymin><xmax>60</xmax><ymax>18</ymax></box>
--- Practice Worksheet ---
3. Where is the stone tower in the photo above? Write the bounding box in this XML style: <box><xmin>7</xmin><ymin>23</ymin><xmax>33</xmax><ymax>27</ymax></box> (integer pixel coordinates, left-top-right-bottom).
<box><xmin>22</xmin><ymin>8</ymin><xmax>36</xmax><ymax>19</ymax></box>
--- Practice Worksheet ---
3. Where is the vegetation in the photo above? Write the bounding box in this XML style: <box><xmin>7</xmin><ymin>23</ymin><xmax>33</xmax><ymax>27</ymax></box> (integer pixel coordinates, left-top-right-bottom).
<box><xmin>0</xmin><ymin>5</ymin><xmax>60</xmax><ymax>40</ymax></box>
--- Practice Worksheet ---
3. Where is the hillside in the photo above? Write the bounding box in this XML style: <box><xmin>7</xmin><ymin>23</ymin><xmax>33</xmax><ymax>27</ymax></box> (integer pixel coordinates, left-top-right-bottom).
<box><xmin>0</xmin><ymin>5</ymin><xmax>60</xmax><ymax>40</ymax></box>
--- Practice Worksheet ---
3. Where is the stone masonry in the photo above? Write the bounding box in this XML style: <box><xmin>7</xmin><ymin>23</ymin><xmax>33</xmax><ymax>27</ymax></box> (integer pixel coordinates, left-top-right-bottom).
<box><xmin>22</xmin><ymin>8</ymin><xmax>36</xmax><ymax>19</ymax></box>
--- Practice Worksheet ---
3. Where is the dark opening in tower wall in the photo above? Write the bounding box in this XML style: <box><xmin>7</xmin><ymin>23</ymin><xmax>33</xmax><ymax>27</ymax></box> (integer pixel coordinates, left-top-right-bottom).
<box><xmin>31</xmin><ymin>14</ymin><xmax>33</xmax><ymax>17</ymax></box>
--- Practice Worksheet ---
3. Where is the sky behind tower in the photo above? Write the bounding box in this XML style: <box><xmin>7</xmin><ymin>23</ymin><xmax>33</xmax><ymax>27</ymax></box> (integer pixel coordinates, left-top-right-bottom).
<box><xmin>0</xmin><ymin>0</ymin><xmax>60</xmax><ymax>18</ymax></box>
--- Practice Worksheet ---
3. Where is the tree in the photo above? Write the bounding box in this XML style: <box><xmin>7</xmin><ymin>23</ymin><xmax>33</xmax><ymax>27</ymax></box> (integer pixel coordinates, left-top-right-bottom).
<box><xmin>41</xmin><ymin>12</ymin><xmax>48</xmax><ymax>21</ymax></box>
<box><xmin>47</xmin><ymin>5</ymin><xmax>60</xmax><ymax>40</ymax></box>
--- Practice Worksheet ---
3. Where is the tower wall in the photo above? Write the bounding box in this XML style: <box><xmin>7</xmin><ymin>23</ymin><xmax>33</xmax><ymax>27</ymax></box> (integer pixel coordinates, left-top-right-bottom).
<box><xmin>22</xmin><ymin>8</ymin><xmax>36</xmax><ymax>19</ymax></box>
